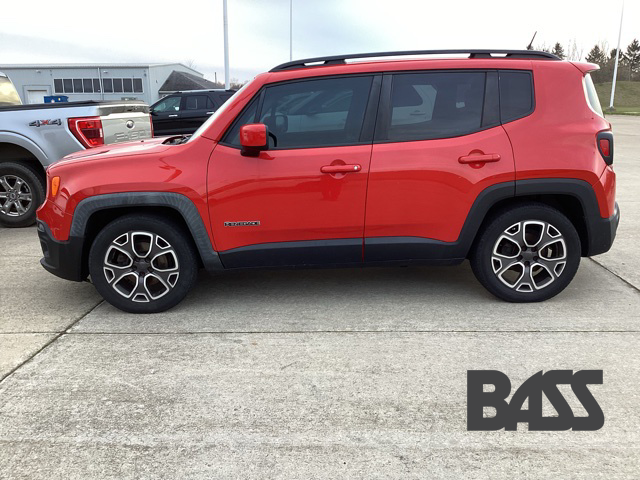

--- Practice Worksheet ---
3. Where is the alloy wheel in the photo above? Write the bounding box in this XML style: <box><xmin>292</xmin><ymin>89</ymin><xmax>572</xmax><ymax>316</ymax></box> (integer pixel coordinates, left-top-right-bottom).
<box><xmin>491</xmin><ymin>220</ymin><xmax>567</xmax><ymax>293</ymax></box>
<box><xmin>0</xmin><ymin>175</ymin><xmax>32</xmax><ymax>217</ymax></box>
<box><xmin>103</xmin><ymin>231</ymin><xmax>180</xmax><ymax>303</ymax></box>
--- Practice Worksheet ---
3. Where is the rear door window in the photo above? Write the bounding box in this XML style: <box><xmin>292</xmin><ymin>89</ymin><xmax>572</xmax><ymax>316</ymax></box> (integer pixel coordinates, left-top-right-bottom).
<box><xmin>184</xmin><ymin>95</ymin><xmax>209</xmax><ymax>110</ymax></box>
<box><xmin>381</xmin><ymin>72</ymin><xmax>486</xmax><ymax>142</ymax></box>
<box><xmin>499</xmin><ymin>71</ymin><xmax>534</xmax><ymax>122</ymax></box>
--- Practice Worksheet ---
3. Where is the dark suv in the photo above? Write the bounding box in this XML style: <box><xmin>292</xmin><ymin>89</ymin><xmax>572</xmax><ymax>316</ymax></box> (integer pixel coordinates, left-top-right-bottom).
<box><xmin>37</xmin><ymin>50</ymin><xmax>619</xmax><ymax>313</ymax></box>
<box><xmin>150</xmin><ymin>89</ymin><xmax>236</xmax><ymax>136</ymax></box>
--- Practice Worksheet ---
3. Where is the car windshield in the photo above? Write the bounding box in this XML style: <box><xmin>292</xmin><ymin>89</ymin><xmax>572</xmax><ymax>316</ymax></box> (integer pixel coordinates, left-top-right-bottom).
<box><xmin>0</xmin><ymin>76</ymin><xmax>22</xmax><ymax>106</ymax></box>
<box><xmin>187</xmin><ymin>84</ymin><xmax>246</xmax><ymax>143</ymax></box>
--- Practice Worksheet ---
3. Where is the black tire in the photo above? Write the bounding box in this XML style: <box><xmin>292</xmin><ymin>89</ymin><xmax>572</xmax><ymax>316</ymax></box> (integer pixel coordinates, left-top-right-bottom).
<box><xmin>88</xmin><ymin>214</ymin><xmax>199</xmax><ymax>313</ymax></box>
<box><xmin>0</xmin><ymin>162</ymin><xmax>45</xmax><ymax>228</ymax></box>
<box><xmin>470</xmin><ymin>203</ymin><xmax>581</xmax><ymax>302</ymax></box>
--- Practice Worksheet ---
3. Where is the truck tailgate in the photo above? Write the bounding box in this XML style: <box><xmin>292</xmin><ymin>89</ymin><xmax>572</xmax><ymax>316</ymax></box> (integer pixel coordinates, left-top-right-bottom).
<box><xmin>101</xmin><ymin>111</ymin><xmax>152</xmax><ymax>144</ymax></box>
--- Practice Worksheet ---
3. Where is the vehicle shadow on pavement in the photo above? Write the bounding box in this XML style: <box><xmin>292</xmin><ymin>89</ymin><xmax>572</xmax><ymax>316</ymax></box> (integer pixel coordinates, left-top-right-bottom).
<box><xmin>70</xmin><ymin>259</ymin><xmax>640</xmax><ymax>334</ymax></box>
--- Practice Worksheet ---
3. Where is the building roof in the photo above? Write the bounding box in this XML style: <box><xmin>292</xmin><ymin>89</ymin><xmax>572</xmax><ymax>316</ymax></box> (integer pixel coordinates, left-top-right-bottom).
<box><xmin>0</xmin><ymin>63</ymin><xmax>202</xmax><ymax>75</ymax></box>
<box><xmin>158</xmin><ymin>71</ymin><xmax>220</xmax><ymax>92</ymax></box>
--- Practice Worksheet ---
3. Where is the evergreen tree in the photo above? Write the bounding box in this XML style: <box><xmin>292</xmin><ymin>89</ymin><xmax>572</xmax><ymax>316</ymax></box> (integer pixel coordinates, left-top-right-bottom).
<box><xmin>625</xmin><ymin>39</ymin><xmax>640</xmax><ymax>80</ymax></box>
<box><xmin>551</xmin><ymin>42</ymin><xmax>566</xmax><ymax>59</ymax></box>
<box><xmin>586</xmin><ymin>45</ymin><xmax>607</xmax><ymax>66</ymax></box>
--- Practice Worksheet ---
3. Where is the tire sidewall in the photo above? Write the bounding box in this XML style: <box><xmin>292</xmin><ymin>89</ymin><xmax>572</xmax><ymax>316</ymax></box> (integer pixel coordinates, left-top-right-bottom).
<box><xmin>472</xmin><ymin>205</ymin><xmax>581</xmax><ymax>302</ymax></box>
<box><xmin>0</xmin><ymin>162</ymin><xmax>45</xmax><ymax>228</ymax></box>
<box><xmin>89</xmin><ymin>215</ymin><xmax>198</xmax><ymax>313</ymax></box>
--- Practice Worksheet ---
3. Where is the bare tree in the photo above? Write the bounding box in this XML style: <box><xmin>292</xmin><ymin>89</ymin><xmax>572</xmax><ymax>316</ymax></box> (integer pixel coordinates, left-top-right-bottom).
<box><xmin>184</xmin><ymin>59</ymin><xmax>198</xmax><ymax>70</ymax></box>
<box><xmin>566</xmin><ymin>39</ymin><xmax>583</xmax><ymax>62</ymax></box>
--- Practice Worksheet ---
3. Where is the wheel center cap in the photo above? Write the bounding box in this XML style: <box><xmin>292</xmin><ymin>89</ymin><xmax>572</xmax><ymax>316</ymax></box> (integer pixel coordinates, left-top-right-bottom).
<box><xmin>521</xmin><ymin>250</ymin><xmax>536</xmax><ymax>262</ymax></box>
<box><xmin>8</xmin><ymin>192</ymin><xmax>17</xmax><ymax>201</ymax></box>
<box><xmin>134</xmin><ymin>260</ymin><xmax>151</xmax><ymax>272</ymax></box>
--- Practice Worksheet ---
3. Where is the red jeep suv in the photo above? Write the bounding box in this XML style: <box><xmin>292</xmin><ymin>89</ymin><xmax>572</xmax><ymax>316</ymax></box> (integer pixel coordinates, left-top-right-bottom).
<box><xmin>36</xmin><ymin>50</ymin><xmax>619</xmax><ymax>313</ymax></box>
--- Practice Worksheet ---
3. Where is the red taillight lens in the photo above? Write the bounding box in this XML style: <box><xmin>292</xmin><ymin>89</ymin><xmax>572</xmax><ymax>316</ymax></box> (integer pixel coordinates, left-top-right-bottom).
<box><xmin>68</xmin><ymin>117</ymin><xmax>104</xmax><ymax>148</ymax></box>
<box><xmin>596</xmin><ymin>131</ymin><xmax>614</xmax><ymax>166</ymax></box>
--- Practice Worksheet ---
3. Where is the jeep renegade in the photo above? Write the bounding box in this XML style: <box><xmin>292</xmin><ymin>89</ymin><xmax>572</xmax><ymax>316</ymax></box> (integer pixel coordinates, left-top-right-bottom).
<box><xmin>36</xmin><ymin>50</ymin><xmax>619</xmax><ymax>313</ymax></box>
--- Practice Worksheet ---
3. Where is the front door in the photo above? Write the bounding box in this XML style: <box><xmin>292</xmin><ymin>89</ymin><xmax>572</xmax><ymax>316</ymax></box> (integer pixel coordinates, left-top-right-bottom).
<box><xmin>150</xmin><ymin>95</ymin><xmax>183</xmax><ymax>135</ymax></box>
<box><xmin>364</xmin><ymin>71</ymin><xmax>515</xmax><ymax>261</ymax></box>
<box><xmin>208</xmin><ymin>75</ymin><xmax>380</xmax><ymax>268</ymax></box>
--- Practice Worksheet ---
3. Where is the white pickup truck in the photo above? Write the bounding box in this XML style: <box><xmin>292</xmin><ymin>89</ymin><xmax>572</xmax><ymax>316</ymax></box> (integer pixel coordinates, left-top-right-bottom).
<box><xmin>0</xmin><ymin>71</ymin><xmax>153</xmax><ymax>227</ymax></box>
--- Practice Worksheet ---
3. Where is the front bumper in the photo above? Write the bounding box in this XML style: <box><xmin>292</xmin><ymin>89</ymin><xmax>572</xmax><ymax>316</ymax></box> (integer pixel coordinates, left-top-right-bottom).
<box><xmin>587</xmin><ymin>202</ymin><xmax>620</xmax><ymax>256</ymax></box>
<box><xmin>37</xmin><ymin>220</ymin><xmax>86</xmax><ymax>282</ymax></box>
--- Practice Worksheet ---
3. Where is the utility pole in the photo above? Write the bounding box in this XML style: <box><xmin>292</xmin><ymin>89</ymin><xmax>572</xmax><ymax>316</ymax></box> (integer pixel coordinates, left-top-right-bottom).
<box><xmin>223</xmin><ymin>0</ymin><xmax>230</xmax><ymax>90</ymax></box>
<box><xmin>289</xmin><ymin>0</ymin><xmax>293</xmax><ymax>61</ymax></box>
<box><xmin>609</xmin><ymin>1</ymin><xmax>624</xmax><ymax>110</ymax></box>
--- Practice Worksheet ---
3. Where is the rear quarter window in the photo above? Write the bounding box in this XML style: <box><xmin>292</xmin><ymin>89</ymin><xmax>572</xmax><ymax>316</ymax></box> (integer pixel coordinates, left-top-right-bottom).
<box><xmin>584</xmin><ymin>74</ymin><xmax>604</xmax><ymax>117</ymax></box>
<box><xmin>499</xmin><ymin>71</ymin><xmax>534</xmax><ymax>122</ymax></box>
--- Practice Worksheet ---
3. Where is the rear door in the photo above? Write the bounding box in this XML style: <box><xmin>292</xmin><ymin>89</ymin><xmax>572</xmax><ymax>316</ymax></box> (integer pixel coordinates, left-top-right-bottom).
<box><xmin>364</xmin><ymin>70</ymin><xmax>515</xmax><ymax>261</ymax></box>
<box><xmin>180</xmin><ymin>94</ymin><xmax>214</xmax><ymax>133</ymax></box>
<box><xmin>208</xmin><ymin>75</ymin><xmax>381</xmax><ymax>268</ymax></box>
<box><xmin>150</xmin><ymin>95</ymin><xmax>183</xmax><ymax>135</ymax></box>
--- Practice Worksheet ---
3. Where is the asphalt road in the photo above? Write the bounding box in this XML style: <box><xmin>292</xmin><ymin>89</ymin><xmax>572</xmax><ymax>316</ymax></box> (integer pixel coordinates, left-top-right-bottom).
<box><xmin>1</xmin><ymin>116</ymin><xmax>639</xmax><ymax>479</ymax></box>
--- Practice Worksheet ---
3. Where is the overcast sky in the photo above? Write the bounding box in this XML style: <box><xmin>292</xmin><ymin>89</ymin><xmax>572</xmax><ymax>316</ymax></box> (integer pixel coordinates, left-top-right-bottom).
<box><xmin>1</xmin><ymin>0</ymin><xmax>638</xmax><ymax>83</ymax></box>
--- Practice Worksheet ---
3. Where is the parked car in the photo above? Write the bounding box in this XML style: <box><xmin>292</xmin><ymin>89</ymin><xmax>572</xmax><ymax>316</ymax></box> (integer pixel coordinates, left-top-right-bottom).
<box><xmin>0</xmin><ymin>72</ymin><xmax>153</xmax><ymax>227</ymax></box>
<box><xmin>37</xmin><ymin>50</ymin><xmax>619</xmax><ymax>312</ymax></box>
<box><xmin>150</xmin><ymin>89</ymin><xmax>236</xmax><ymax>136</ymax></box>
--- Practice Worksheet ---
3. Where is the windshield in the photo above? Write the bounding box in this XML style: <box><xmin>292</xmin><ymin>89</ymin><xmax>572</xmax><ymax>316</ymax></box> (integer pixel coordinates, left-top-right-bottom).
<box><xmin>187</xmin><ymin>82</ymin><xmax>251</xmax><ymax>143</ymax></box>
<box><xmin>0</xmin><ymin>75</ymin><xmax>22</xmax><ymax>106</ymax></box>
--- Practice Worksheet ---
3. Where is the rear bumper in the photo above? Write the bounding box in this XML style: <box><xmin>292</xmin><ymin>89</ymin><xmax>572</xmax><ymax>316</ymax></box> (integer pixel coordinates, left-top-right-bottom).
<box><xmin>587</xmin><ymin>202</ymin><xmax>620</xmax><ymax>256</ymax></box>
<box><xmin>37</xmin><ymin>220</ymin><xmax>86</xmax><ymax>282</ymax></box>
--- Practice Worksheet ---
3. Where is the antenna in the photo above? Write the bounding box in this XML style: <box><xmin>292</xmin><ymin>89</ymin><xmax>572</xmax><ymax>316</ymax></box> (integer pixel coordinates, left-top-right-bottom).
<box><xmin>527</xmin><ymin>32</ymin><xmax>537</xmax><ymax>50</ymax></box>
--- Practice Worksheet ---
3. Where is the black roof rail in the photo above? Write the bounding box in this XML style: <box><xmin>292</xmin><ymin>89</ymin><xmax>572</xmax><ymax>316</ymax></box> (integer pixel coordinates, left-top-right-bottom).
<box><xmin>270</xmin><ymin>49</ymin><xmax>560</xmax><ymax>72</ymax></box>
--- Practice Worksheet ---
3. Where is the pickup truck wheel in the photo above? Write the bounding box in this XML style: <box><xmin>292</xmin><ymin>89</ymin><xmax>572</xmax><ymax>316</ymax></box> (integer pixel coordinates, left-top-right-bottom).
<box><xmin>89</xmin><ymin>214</ymin><xmax>198</xmax><ymax>313</ymax></box>
<box><xmin>0</xmin><ymin>162</ymin><xmax>45</xmax><ymax>228</ymax></box>
<box><xmin>470</xmin><ymin>203</ymin><xmax>581</xmax><ymax>302</ymax></box>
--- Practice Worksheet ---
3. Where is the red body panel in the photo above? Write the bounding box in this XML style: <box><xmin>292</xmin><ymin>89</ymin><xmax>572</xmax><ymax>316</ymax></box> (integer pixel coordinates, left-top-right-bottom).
<box><xmin>502</xmin><ymin>61</ymin><xmax>611</xmax><ymax>192</ymax></box>
<box><xmin>365</xmin><ymin>126</ymin><xmax>515</xmax><ymax>242</ymax></box>
<box><xmin>38</xmin><ymin>138</ymin><xmax>215</xmax><ymax>242</ymax></box>
<box><xmin>208</xmin><ymin>144</ymin><xmax>371</xmax><ymax>252</ymax></box>
<box><xmin>37</xmin><ymin>56</ymin><xmax>617</xmax><ymax>256</ymax></box>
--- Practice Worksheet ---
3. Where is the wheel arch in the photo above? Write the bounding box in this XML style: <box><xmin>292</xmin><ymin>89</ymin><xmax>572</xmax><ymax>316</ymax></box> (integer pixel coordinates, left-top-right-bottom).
<box><xmin>466</xmin><ymin>179</ymin><xmax>605</xmax><ymax>258</ymax></box>
<box><xmin>0</xmin><ymin>141</ymin><xmax>46</xmax><ymax>183</ymax></box>
<box><xmin>72</xmin><ymin>193</ymin><xmax>223</xmax><ymax>278</ymax></box>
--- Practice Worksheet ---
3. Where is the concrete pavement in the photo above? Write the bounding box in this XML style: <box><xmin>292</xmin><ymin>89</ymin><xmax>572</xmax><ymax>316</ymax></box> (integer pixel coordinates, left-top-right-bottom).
<box><xmin>0</xmin><ymin>115</ymin><xmax>638</xmax><ymax>478</ymax></box>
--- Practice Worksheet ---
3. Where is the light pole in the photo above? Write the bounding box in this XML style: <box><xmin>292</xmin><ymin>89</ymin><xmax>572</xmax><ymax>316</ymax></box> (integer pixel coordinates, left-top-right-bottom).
<box><xmin>609</xmin><ymin>1</ymin><xmax>624</xmax><ymax>110</ymax></box>
<box><xmin>223</xmin><ymin>0</ymin><xmax>230</xmax><ymax>90</ymax></box>
<box><xmin>289</xmin><ymin>0</ymin><xmax>293</xmax><ymax>61</ymax></box>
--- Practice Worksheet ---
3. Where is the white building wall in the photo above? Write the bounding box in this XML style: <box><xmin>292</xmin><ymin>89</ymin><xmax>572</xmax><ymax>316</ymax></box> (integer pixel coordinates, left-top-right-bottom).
<box><xmin>0</xmin><ymin>64</ymin><xmax>203</xmax><ymax>106</ymax></box>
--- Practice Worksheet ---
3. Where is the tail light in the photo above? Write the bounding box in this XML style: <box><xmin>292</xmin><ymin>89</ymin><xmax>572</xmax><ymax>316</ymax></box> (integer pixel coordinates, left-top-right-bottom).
<box><xmin>596</xmin><ymin>131</ymin><xmax>614</xmax><ymax>165</ymax></box>
<box><xmin>149</xmin><ymin>116</ymin><xmax>154</xmax><ymax>137</ymax></box>
<box><xmin>68</xmin><ymin>117</ymin><xmax>104</xmax><ymax>148</ymax></box>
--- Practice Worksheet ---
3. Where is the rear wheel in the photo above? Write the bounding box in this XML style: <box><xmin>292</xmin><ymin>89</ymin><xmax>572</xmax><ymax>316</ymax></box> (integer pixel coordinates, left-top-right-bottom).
<box><xmin>470</xmin><ymin>203</ymin><xmax>581</xmax><ymax>302</ymax></box>
<box><xmin>0</xmin><ymin>162</ymin><xmax>45</xmax><ymax>228</ymax></box>
<box><xmin>89</xmin><ymin>214</ymin><xmax>198</xmax><ymax>313</ymax></box>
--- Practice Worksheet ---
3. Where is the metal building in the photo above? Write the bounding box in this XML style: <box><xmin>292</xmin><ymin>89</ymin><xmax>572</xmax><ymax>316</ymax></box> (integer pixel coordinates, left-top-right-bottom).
<box><xmin>0</xmin><ymin>63</ymin><xmax>213</xmax><ymax>105</ymax></box>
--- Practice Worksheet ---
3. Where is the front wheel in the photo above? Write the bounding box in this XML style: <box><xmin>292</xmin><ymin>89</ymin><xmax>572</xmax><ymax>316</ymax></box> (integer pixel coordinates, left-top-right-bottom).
<box><xmin>470</xmin><ymin>203</ymin><xmax>581</xmax><ymax>302</ymax></box>
<box><xmin>0</xmin><ymin>162</ymin><xmax>45</xmax><ymax>228</ymax></box>
<box><xmin>89</xmin><ymin>214</ymin><xmax>198</xmax><ymax>313</ymax></box>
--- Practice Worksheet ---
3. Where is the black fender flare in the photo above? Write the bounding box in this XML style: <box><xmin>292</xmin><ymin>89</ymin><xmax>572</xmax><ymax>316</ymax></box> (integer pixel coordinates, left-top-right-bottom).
<box><xmin>71</xmin><ymin>192</ymin><xmax>224</xmax><ymax>271</ymax></box>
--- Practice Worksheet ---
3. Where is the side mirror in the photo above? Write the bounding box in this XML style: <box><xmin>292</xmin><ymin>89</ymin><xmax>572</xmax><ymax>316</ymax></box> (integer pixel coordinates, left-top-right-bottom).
<box><xmin>240</xmin><ymin>123</ymin><xmax>268</xmax><ymax>157</ymax></box>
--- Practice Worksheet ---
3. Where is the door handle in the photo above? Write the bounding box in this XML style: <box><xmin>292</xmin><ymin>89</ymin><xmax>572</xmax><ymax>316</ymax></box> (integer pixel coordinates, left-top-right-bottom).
<box><xmin>168</xmin><ymin>114</ymin><xmax>179</xmax><ymax>118</ymax></box>
<box><xmin>206</xmin><ymin>111</ymin><xmax>214</xmax><ymax>115</ymax></box>
<box><xmin>458</xmin><ymin>153</ymin><xmax>501</xmax><ymax>164</ymax></box>
<box><xmin>320</xmin><ymin>164</ymin><xmax>361</xmax><ymax>174</ymax></box>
